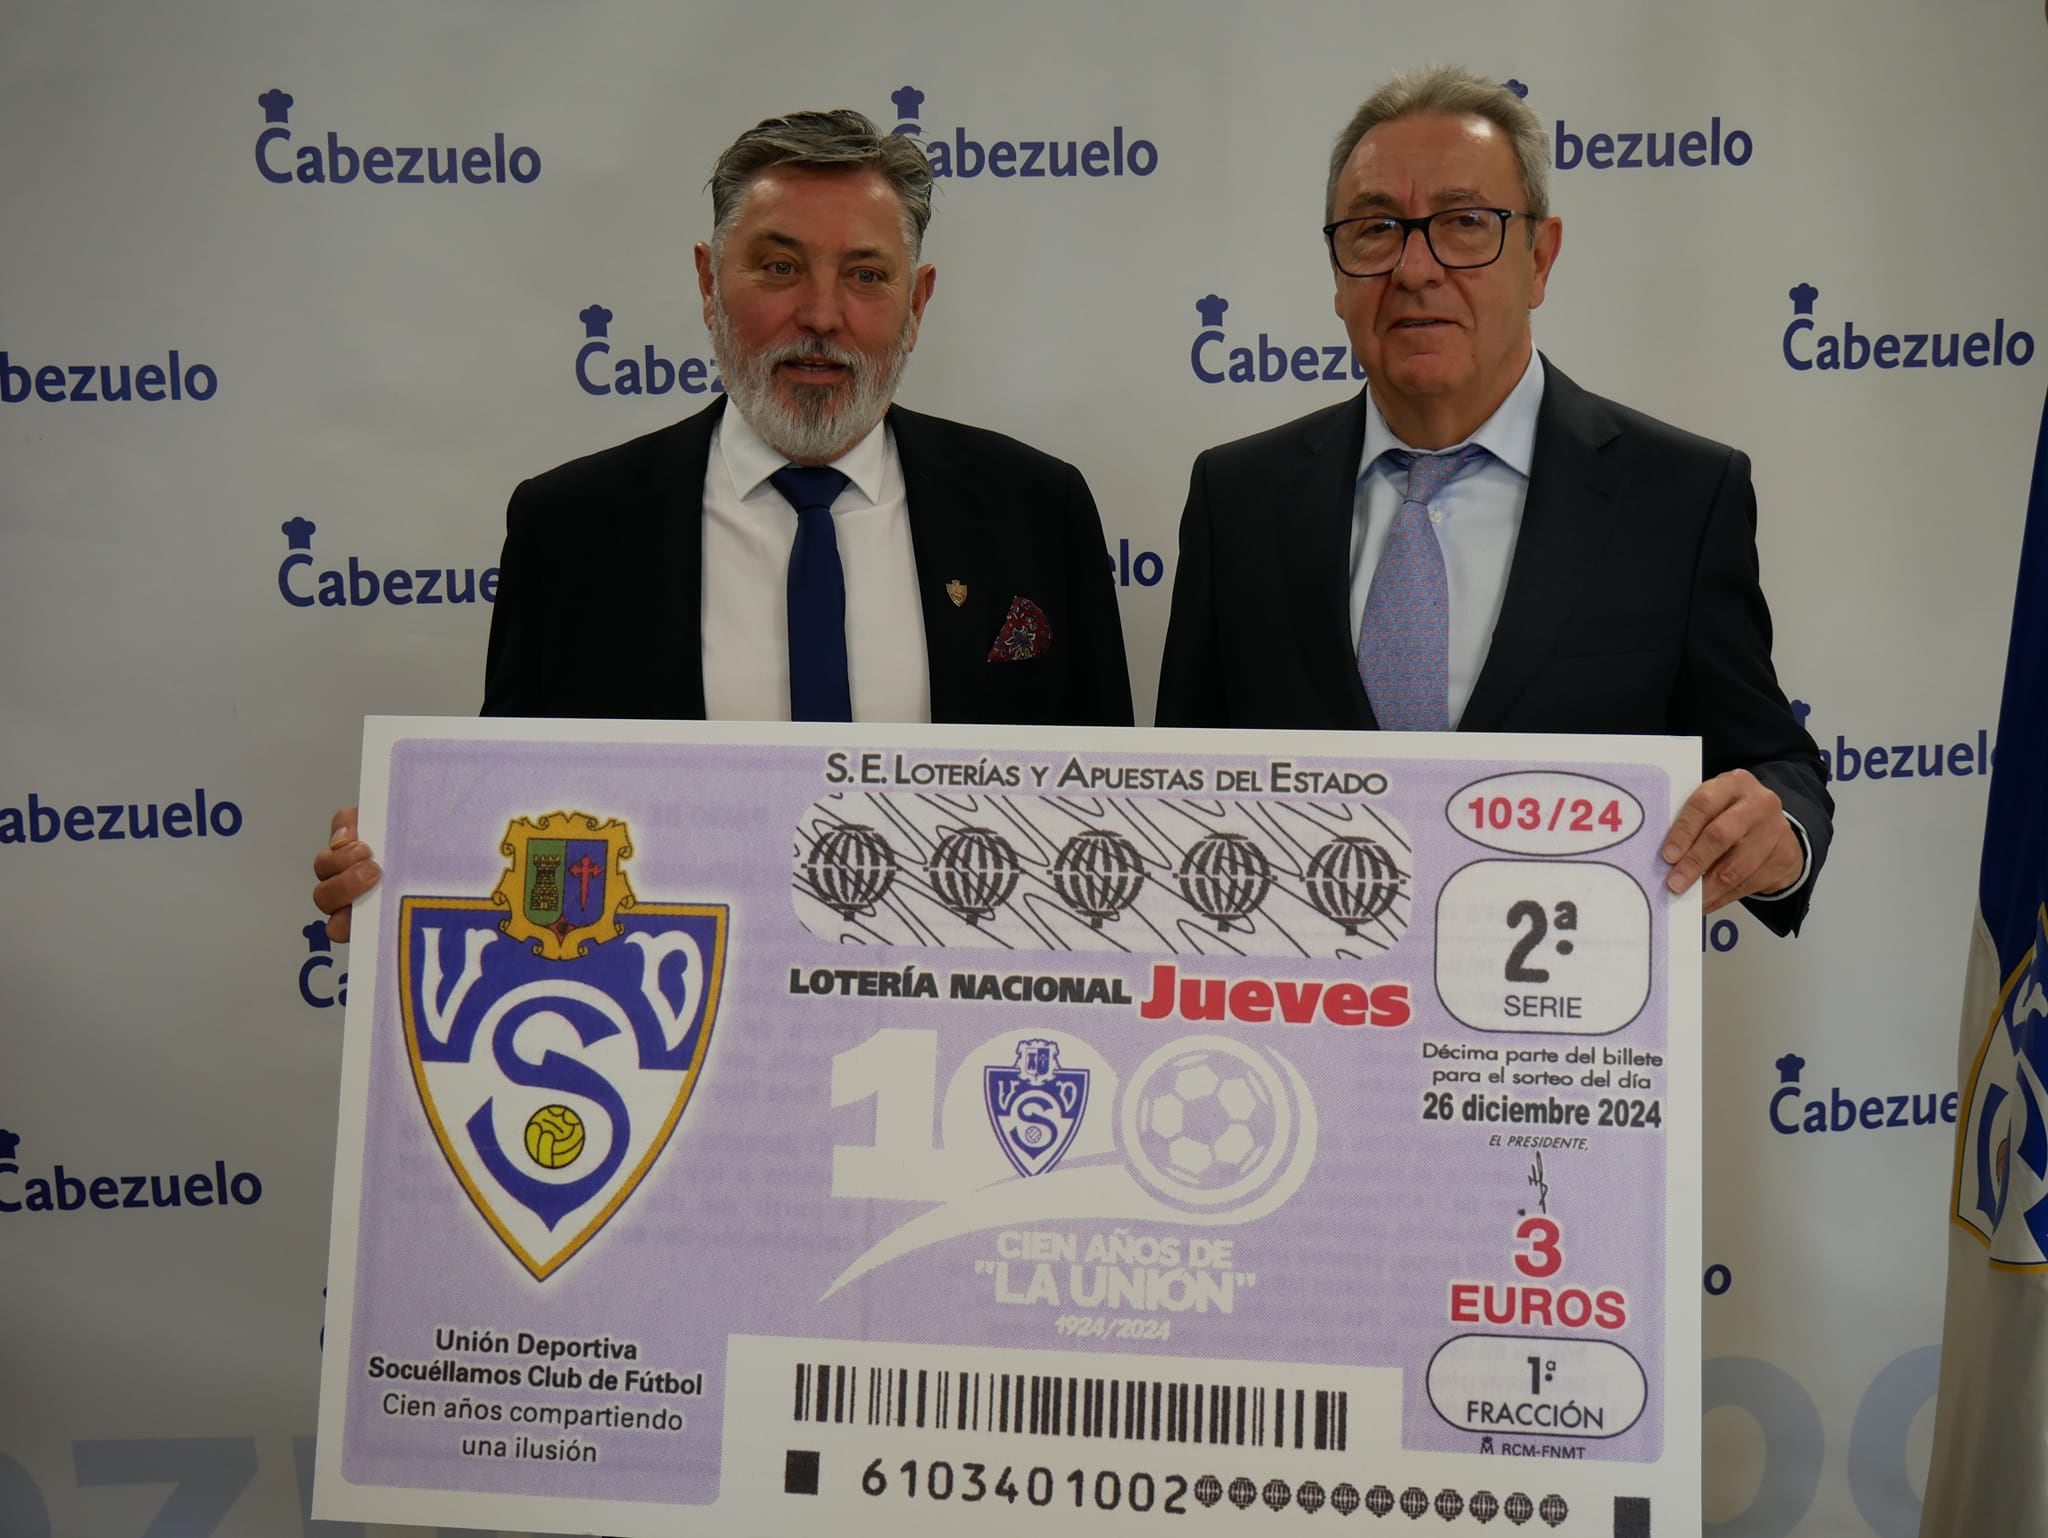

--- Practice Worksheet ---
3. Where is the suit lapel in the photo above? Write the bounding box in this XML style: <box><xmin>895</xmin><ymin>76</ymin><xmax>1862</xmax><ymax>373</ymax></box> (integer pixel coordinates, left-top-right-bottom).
<box><xmin>1289</xmin><ymin>392</ymin><xmax>1380</xmax><ymax>728</ymax></box>
<box><xmin>636</xmin><ymin>396</ymin><xmax>721</xmax><ymax>720</ymax></box>
<box><xmin>1460</xmin><ymin>360</ymin><xmax>1621</xmax><ymax>731</ymax></box>
<box><xmin>889</xmin><ymin>405</ymin><xmax>997</xmax><ymax>720</ymax></box>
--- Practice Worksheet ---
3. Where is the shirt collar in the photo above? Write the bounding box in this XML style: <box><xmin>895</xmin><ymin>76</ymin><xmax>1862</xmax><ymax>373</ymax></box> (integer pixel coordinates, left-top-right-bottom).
<box><xmin>717</xmin><ymin>399</ymin><xmax>890</xmax><ymax>506</ymax></box>
<box><xmin>1359</xmin><ymin>349</ymin><xmax>1545</xmax><ymax>480</ymax></box>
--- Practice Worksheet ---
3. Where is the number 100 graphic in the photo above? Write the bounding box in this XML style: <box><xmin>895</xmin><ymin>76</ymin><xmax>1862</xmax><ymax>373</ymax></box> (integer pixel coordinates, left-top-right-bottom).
<box><xmin>821</xmin><ymin>1027</ymin><xmax>1318</xmax><ymax>1296</ymax></box>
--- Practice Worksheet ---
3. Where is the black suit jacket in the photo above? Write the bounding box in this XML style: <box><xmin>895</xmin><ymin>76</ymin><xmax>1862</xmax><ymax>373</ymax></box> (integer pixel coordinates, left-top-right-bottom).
<box><xmin>1155</xmin><ymin>358</ymin><xmax>1831</xmax><ymax>935</ymax></box>
<box><xmin>482</xmin><ymin>396</ymin><xmax>1133</xmax><ymax>727</ymax></box>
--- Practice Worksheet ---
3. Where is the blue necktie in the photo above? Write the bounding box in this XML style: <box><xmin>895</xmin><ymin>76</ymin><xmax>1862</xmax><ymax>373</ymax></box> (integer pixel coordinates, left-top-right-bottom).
<box><xmin>1357</xmin><ymin>444</ymin><xmax>1490</xmax><ymax>731</ymax></box>
<box><xmin>769</xmin><ymin>465</ymin><xmax>853</xmax><ymax>722</ymax></box>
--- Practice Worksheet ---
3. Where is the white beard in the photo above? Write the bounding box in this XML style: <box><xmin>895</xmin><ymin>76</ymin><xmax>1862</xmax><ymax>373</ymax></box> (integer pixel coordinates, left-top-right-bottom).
<box><xmin>711</xmin><ymin>294</ymin><xmax>912</xmax><ymax>464</ymax></box>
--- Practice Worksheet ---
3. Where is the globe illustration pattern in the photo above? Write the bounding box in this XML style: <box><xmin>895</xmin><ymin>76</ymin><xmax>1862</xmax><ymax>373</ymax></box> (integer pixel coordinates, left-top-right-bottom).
<box><xmin>927</xmin><ymin>825</ymin><xmax>1022</xmax><ymax>925</ymax></box>
<box><xmin>1303</xmin><ymin>834</ymin><xmax>1403</xmax><ymax>936</ymax></box>
<box><xmin>1175</xmin><ymin>831</ymin><xmax>1275</xmax><ymax>931</ymax></box>
<box><xmin>793</xmin><ymin>795</ymin><xmax>1407</xmax><ymax>956</ymax></box>
<box><xmin>804</xmin><ymin>823</ymin><xmax>899</xmax><ymax>919</ymax></box>
<box><xmin>1050</xmin><ymin>828</ymin><xmax>1147</xmax><ymax>927</ymax></box>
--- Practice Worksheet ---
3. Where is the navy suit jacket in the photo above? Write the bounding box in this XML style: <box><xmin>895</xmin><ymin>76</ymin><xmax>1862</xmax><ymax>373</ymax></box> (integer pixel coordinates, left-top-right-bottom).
<box><xmin>483</xmin><ymin>396</ymin><xmax>1134</xmax><ymax>728</ymax></box>
<box><xmin>1155</xmin><ymin>359</ymin><xmax>1831</xmax><ymax>935</ymax></box>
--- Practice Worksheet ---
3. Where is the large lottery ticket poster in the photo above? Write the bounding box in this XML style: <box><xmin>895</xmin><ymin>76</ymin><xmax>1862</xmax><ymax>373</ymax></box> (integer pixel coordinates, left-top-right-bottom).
<box><xmin>315</xmin><ymin>719</ymin><xmax>1702</xmax><ymax>1536</ymax></box>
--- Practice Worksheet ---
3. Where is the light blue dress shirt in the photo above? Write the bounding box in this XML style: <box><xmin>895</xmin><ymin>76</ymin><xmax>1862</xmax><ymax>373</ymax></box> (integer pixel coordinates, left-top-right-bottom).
<box><xmin>1349</xmin><ymin>352</ymin><xmax>1546</xmax><ymax>729</ymax></box>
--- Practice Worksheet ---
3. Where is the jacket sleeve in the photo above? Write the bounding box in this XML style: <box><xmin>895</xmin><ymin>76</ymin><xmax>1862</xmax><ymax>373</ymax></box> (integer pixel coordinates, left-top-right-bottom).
<box><xmin>480</xmin><ymin>478</ymin><xmax>543</xmax><ymax>718</ymax></box>
<box><xmin>1154</xmin><ymin>450</ymin><xmax>1227</xmax><ymax>727</ymax></box>
<box><xmin>1056</xmin><ymin>459</ymin><xmax>1136</xmax><ymax>727</ymax></box>
<box><xmin>1676</xmin><ymin>447</ymin><xmax>1834</xmax><ymax>936</ymax></box>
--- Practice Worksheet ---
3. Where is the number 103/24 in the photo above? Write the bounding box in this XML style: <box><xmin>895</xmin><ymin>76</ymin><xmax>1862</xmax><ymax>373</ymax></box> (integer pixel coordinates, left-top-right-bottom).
<box><xmin>1467</xmin><ymin>795</ymin><xmax>1627</xmax><ymax>836</ymax></box>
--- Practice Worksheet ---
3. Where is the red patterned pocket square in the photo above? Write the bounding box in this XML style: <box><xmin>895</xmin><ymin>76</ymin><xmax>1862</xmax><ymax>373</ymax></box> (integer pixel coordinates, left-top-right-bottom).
<box><xmin>987</xmin><ymin>596</ymin><xmax>1052</xmax><ymax>662</ymax></box>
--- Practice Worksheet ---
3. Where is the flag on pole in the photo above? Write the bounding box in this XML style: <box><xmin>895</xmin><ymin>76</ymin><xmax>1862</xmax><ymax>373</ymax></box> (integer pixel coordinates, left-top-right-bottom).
<box><xmin>1921</xmin><ymin>389</ymin><xmax>2048</xmax><ymax>1535</ymax></box>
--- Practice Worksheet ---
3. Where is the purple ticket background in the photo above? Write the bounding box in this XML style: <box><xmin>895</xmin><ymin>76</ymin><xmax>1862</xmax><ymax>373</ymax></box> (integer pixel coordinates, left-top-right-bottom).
<box><xmin>324</xmin><ymin>727</ymin><xmax>1693</xmax><ymax>1523</ymax></box>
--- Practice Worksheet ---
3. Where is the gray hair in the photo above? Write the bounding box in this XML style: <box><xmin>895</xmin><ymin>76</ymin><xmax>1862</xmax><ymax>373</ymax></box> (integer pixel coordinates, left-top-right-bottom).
<box><xmin>1325</xmin><ymin>66</ymin><xmax>1550</xmax><ymax>226</ymax></box>
<box><xmin>708</xmin><ymin>109</ymin><xmax>934</xmax><ymax>260</ymax></box>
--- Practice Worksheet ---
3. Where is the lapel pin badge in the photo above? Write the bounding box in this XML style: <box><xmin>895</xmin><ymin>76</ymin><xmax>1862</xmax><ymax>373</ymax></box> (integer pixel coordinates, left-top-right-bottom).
<box><xmin>946</xmin><ymin>580</ymin><xmax>968</xmax><ymax>607</ymax></box>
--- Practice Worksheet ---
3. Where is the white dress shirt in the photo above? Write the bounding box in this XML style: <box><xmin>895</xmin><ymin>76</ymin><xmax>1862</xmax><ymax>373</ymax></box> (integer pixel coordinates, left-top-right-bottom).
<box><xmin>700</xmin><ymin>404</ymin><xmax>931</xmax><ymax>723</ymax></box>
<box><xmin>1348</xmin><ymin>351</ymin><xmax>1807</xmax><ymax>898</ymax></box>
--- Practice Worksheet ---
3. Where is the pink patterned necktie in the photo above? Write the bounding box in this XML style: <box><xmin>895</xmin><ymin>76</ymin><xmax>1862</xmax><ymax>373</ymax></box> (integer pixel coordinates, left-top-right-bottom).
<box><xmin>1357</xmin><ymin>444</ymin><xmax>1490</xmax><ymax>731</ymax></box>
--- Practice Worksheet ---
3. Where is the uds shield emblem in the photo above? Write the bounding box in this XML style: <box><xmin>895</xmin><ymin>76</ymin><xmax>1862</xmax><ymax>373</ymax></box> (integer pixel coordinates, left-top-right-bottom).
<box><xmin>401</xmin><ymin>812</ymin><xmax>727</xmax><ymax>1279</ymax></box>
<box><xmin>985</xmin><ymin>1038</ymin><xmax>1089</xmax><ymax>1177</ymax></box>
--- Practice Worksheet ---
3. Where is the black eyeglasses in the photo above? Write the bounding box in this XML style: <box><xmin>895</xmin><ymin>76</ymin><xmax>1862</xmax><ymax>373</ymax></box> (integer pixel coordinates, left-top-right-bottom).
<box><xmin>1322</xmin><ymin>207</ymin><xmax>1533</xmax><ymax>278</ymax></box>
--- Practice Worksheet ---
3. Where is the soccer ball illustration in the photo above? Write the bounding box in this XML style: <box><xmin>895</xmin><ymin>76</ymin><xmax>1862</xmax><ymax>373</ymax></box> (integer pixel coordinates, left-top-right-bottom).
<box><xmin>1124</xmin><ymin>1039</ymin><xmax>1299</xmax><ymax>1208</ymax></box>
<box><xmin>524</xmin><ymin>1105</ymin><xmax>586</xmax><ymax>1170</ymax></box>
<box><xmin>1140</xmin><ymin>1053</ymin><xmax>1272</xmax><ymax>1183</ymax></box>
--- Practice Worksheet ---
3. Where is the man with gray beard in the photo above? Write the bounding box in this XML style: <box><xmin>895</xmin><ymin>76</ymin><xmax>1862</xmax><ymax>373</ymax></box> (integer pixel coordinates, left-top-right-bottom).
<box><xmin>313</xmin><ymin>110</ymin><xmax>1131</xmax><ymax>939</ymax></box>
<box><xmin>482</xmin><ymin>108</ymin><xmax>1133</xmax><ymax>728</ymax></box>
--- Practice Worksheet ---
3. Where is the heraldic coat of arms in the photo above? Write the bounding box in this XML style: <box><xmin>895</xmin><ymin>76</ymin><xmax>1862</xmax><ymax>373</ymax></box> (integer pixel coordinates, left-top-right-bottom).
<box><xmin>400</xmin><ymin>812</ymin><xmax>727</xmax><ymax>1279</ymax></box>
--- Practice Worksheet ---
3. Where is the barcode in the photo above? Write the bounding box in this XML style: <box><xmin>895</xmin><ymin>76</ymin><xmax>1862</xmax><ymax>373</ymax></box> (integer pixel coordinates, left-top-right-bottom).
<box><xmin>790</xmin><ymin>1362</ymin><xmax>1348</xmax><ymax>1453</ymax></box>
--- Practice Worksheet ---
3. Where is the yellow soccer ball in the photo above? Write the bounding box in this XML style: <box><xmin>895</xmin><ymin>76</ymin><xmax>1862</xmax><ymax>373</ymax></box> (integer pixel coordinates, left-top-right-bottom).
<box><xmin>523</xmin><ymin>1105</ymin><xmax>586</xmax><ymax>1169</ymax></box>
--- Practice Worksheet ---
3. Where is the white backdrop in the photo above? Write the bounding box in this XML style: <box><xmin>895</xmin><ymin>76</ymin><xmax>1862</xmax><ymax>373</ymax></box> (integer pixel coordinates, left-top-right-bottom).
<box><xmin>1</xmin><ymin>2</ymin><xmax>2042</xmax><ymax>1534</ymax></box>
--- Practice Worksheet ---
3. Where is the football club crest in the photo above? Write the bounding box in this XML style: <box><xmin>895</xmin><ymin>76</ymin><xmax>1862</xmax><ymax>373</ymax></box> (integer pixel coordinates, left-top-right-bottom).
<box><xmin>985</xmin><ymin>1038</ymin><xmax>1089</xmax><ymax>1177</ymax></box>
<box><xmin>401</xmin><ymin>812</ymin><xmax>727</xmax><ymax>1280</ymax></box>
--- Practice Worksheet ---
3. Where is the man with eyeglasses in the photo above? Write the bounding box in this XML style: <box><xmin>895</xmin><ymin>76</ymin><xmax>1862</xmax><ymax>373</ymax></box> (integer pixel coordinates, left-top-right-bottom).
<box><xmin>1156</xmin><ymin>65</ymin><xmax>1830</xmax><ymax>935</ymax></box>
